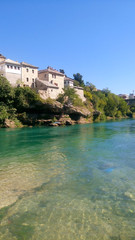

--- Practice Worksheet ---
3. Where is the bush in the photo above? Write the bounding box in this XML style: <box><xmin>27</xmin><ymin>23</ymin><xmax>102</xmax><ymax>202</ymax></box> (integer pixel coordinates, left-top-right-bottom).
<box><xmin>57</xmin><ymin>87</ymin><xmax>84</xmax><ymax>107</ymax></box>
<box><xmin>0</xmin><ymin>76</ymin><xmax>14</xmax><ymax>106</ymax></box>
<box><xmin>0</xmin><ymin>106</ymin><xmax>9</xmax><ymax>124</ymax></box>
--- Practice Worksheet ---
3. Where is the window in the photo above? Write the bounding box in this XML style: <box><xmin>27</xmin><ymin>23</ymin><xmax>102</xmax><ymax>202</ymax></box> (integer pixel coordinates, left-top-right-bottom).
<box><xmin>51</xmin><ymin>80</ymin><xmax>53</xmax><ymax>84</ymax></box>
<box><xmin>26</xmin><ymin>78</ymin><xmax>29</xmax><ymax>82</ymax></box>
<box><xmin>7</xmin><ymin>65</ymin><xmax>9</xmax><ymax>68</ymax></box>
<box><xmin>18</xmin><ymin>67</ymin><xmax>20</xmax><ymax>70</ymax></box>
<box><xmin>26</xmin><ymin>68</ymin><xmax>29</xmax><ymax>72</ymax></box>
<box><xmin>11</xmin><ymin>66</ymin><xmax>13</xmax><ymax>69</ymax></box>
<box><xmin>44</xmin><ymin>74</ymin><xmax>47</xmax><ymax>78</ymax></box>
<box><xmin>32</xmin><ymin>69</ymin><xmax>34</xmax><ymax>73</ymax></box>
<box><xmin>14</xmin><ymin>66</ymin><xmax>16</xmax><ymax>69</ymax></box>
<box><xmin>32</xmin><ymin>78</ymin><xmax>34</xmax><ymax>83</ymax></box>
<box><xmin>52</xmin><ymin>74</ymin><xmax>56</xmax><ymax>78</ymax></box>
<box><xmin>51</xmin><ymin>89</ymin><xmax>53</xmax><ymax>92</ymax></box>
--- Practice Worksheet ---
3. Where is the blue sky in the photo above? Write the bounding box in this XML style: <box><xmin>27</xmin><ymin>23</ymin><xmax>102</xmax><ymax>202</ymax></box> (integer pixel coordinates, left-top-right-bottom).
<box><xmin>1</xmin><ymin>0</ymin><xmax>135</xmax><ymax>94</ymax></box>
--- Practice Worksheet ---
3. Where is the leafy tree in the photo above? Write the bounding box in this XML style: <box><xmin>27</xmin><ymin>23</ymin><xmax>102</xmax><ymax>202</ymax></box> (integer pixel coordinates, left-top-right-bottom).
<box><xmin>57</xmin><ymin>87</ymin><xmax>83</xmax><ymax>106</ymax></box>
<box><xmin>59</xmin><ymin>69</ymin><xmax>65</xmax><ymax>74</ymax></box>
<box><xmin>84</xmin><ymin>91</ymin><xmax>92</xmax><ymax>101</ymax></box>
<box><xmin>73</xmin><ymin>73</ymin><xmax>85</xmax><ymax>87</ymax></box>
<box><xmin>0</xmin><ymin>106</ymin><xmax>9</xmax><ymax>124</ymax></box>
<box><xmin>86</xmin><ymin>82</ymin><xmax>96</xmax><ymax>91</ymax></box>
<box><xmin>0</xmin><ymin>76</ymin><xmax>14</xmax><ymax>106</ymax></box>
<box><xmin>14</xmin><ymin>87</ymin><xmax>43</xmax><ymax>112</ymax></box>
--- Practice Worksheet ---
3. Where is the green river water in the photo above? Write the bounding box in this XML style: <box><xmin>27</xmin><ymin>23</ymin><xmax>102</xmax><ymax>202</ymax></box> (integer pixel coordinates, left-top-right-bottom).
<box><xmin>0</xmin><ymin>119</ymin><xmax>135</xmax><ymax>240</ymax></box>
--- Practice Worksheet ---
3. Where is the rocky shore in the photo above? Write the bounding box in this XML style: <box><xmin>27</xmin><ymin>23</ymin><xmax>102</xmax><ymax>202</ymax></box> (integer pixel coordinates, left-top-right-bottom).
<box><xmin>3</xmin><ymin>101</ymin><xmax>101</xmax><ymax>128</ymax></box>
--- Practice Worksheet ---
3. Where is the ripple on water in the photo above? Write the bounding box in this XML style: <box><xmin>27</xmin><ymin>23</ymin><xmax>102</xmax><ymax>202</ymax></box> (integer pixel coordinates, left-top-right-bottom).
<box><xmin>0</xmin><ymin>120</ymin><xmax>135</xmax><ymax>239</ymax></box>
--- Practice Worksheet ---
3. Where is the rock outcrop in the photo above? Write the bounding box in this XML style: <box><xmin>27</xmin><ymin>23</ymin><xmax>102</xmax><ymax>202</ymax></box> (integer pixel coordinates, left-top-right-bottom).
<box><xmin>4</xmin><ymin>119</ymin><xmax>16</xmax><ymax>128</ymax></box>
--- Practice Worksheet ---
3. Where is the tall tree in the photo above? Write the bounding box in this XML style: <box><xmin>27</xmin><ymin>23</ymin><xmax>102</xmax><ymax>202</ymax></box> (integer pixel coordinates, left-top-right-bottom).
<box><xmin>59</xmin><ymin>69</ymin><xmax>65</xmax><ymax>74</ymax></box>
<box><xmin>73</xmin><ymin>73</ymin><xmax>84</xmax><ymax>86</ymax></box>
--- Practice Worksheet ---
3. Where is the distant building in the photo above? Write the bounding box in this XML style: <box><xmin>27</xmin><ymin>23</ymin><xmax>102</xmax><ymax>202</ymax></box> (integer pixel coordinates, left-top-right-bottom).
<box><xmin>129</xmin><ymin>93</ymin><xmax>134</xmax><ymax>99</ymax></box>
<box><xmin>37</xmin><ymin>66</ymin><xmax>65</xmax><ymax>99</ymax></box>
<box><xmin>0</xmin><ymin>57</ymin><xmax>21</xmax><ymax>86</ymax></box>
<box><xmin>0</xmin><ymin>54</ymin><xmax>38</xmax><ymax>87</ymax></box>
<box><xmin>21</xmin><ymin>62</ymin><xmax>38</xmax><ymax>88</ymax></box>
<box><xmin>118</xmin><ymin>94</ymin><xmax>129</xmax><ymax>100</ymax></box>
<box><xmin>0</xmin><ymin>54</ymin><xmax>86</xmax><ymax>102</ymax></box>
<box><xmin>64</xmin><ymin>77</ymin><xmax>74</xmax><ymax>88</ymax></box>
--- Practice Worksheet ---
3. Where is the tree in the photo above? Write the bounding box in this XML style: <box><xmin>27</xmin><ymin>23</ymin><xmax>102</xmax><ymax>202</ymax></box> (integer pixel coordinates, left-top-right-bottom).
<box><xmin>86</xmin><ymin>82</ymin><xmax>96</xmax><ymax>91</ymax></box>
<box><xmin>73</xmin><ymin>73</ymin><xmax>84</xmax><ymax>87</ymax></box>
<box><xmin>59</xmin><ymin>69</ymin><xmax>65</xmax><ymax>74</ymax></box>
<box><xmin>0</xmin><ymin>76</ymin><xmax>14</xmax><ymax>106</ymax></box>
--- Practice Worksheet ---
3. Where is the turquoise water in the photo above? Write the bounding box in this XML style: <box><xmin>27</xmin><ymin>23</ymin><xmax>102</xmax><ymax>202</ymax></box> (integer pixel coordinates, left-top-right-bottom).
<box><xmin>0</xmin><ymin>119</ymin><xmax>135</xmax><ymax>239</ymax></box>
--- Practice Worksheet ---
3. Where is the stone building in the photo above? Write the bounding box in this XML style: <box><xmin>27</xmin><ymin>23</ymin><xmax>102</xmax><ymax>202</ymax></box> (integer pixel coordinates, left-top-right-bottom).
<box><xmin>37</xmin><ymin>67</ymin><xmax>65</xmax><ymax>99</ymax></box>
<box><xmin>0</xmin><ymin>57</ymin><xmax>21</xmax><ymax>86</ymax></box>
<box><xmin>21</xmin><ymin>62</ymin><xmax>38</xmax><ymax>88</ymax></box>
<box><xmin>0</xmin><ymin>54</ymin><xmax>38</xmax><ymax>87</ymax></box>
<box><xmin>64</xmin><ymin>76</ymin><xmax>86</xmax><ymax>102</ymax></box>
<box><xmin>64</xmin><ymin>77</ymin><xmax>74</xmax><ymax>88</ymax></box>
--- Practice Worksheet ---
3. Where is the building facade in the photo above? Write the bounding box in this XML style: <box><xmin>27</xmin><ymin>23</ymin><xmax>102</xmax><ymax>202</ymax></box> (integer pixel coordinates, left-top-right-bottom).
<box><xmin>37</xmin><ymin>67</ymin><xmax>65</xmax><ymax>99</ymax></box>
<box><xmin>21</xmin><ymin>62</ymin><xmax>38</xmax><ymax>88</ymax></box>
<box><xmin>0</xmin><ymin>58</ymin><xmax>21</xmax><ymax>86</ymax></box>
<box><xmin>0</xmin><ymin>54</ymin><xmax>38</xmax><ymax>87</ymax></box>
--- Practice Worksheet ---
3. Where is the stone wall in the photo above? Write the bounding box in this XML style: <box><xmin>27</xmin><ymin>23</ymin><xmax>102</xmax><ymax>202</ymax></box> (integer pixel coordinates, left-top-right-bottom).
<box><xmin>74</xmin><ymin>87</ymin><xmax>86</xmax><ymax>102</ymax></box>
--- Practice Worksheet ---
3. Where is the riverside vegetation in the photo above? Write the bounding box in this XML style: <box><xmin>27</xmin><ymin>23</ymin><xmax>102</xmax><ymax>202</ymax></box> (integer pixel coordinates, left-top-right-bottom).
<box><xmin>0</xmin><ymin>75</ymin><xmax>133</xmax><ymax>128</ymax></box>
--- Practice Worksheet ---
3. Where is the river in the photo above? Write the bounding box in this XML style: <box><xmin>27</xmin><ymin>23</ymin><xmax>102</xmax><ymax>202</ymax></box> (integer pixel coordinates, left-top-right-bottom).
<box><xmin>0</xmin><ymin>119</ymin><xmax>135</xmax><ymax>239</ymax></box>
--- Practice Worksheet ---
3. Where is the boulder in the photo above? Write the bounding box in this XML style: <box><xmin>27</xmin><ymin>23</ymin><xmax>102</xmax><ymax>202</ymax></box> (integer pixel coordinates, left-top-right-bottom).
<box><xmin>64</xmin><ymin>104</ymin><xmax>91</xmax><ymax>117</ymax></box>
<box><xmin>4</xmin><ymin>119</ymin><xmax>16</xmax><ymax>128</ymax></box>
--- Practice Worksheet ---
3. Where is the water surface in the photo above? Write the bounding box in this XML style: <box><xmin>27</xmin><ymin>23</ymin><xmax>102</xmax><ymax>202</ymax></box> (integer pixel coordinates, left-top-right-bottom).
<box><xmin>0</xmin><ymin>120</ymin><xmax>135</xmax><ymax>239</ymax></box>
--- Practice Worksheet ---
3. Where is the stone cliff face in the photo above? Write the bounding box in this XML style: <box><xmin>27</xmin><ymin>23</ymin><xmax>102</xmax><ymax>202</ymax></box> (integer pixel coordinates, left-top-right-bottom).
<box><xmin>16</xmin><ymin>101</ymin><xmax>94</xmax><ymax>127</ymax></box>
<box><xmin>4</xmin><ymin>101</ymin><xmax>100</xmax><ymax>128</ymax></box>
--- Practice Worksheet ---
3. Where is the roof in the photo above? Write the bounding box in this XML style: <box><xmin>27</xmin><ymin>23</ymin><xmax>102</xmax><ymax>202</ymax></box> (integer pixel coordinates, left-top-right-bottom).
<box><xmin>64</xmin><ymin>76</ymin><xmax>74</xmax><ymax>82</ymax></box>
<box><xmin>0</xmin><ymin>54</ymin><xmax>6</xmax><ymax>59</ymax></box>
<box><xmin>4</xmin><ymin>59</ymin><xmax>21</xmax><ymax>65</ymax></box>
<box><xmin>39</xmin><ymin>66</ymin><xmax>65</xmax><ymax>76</ymax></box>
<box><xmin>21</xmin><ymin>62</ymin><xmax>38</xmax><ymax>69</ymax></box>
<box><xmin>37</xmin><ymin>79</ymin><xmax>58</xmax><ymax>89</ymax></box>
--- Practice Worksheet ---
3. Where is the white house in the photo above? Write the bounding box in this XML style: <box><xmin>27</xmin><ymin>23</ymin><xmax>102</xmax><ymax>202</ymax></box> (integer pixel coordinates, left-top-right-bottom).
<box><xmin>64</xmin><ymin>77</ymin><xmax>74</xmax><ymax>88</ymax></box>
<box><xmin>0</xmin><ymin>54</ymin><xmax>38</xmax><ymax>87</ymax></box>
<box><xmin>0</xmin><ymin>56</ymin><xmax>21</xmax><ymax>86</ymax></box>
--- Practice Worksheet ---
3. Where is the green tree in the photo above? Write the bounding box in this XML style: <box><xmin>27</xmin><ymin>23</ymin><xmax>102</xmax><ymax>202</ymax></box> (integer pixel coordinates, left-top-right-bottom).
<box><xmin>59</xmin><ymin>69</ymin><xmax>65</xmax><ymax>74</ymax></box>
<box><xmin>73</xmin><ymin>73</ymin><xmax>85</xmax><ymax>87</ymax></box>
<box><xmin>86</xmin><ymin>82</ymin><xmax>96</xmax><ymax>91</ymax></box>
<box><xmin>0</xmin><ymin>76</ymin><xmax>14</xmax><ymax>106</ymax></box>
<box><xmin>14</xmin><ymin>87</ymin><xmax>43</xmax><ymax>112</ymax></box>
<box><xmin>0</xmin><ymin>106</ymin><xmax>9</xmax><ymax>124</ymax></box>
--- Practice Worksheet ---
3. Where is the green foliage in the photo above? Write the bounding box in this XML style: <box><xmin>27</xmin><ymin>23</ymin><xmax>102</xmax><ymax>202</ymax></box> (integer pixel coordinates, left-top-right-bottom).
<box><xmin>14</xmin><ymin>87</ymin><xmax>43</xmax><ymax>112</ymax></box>
<box><xmin>86</xmin><ymin>82</ymin><xmax>96</xmax><ymax>91</ymax></box>
<box><xmin>44</xmin><ymin>97</ymin><xmax>54</xmax><ymax>104</ymax></box>
<box><xmin>0</xmin><ymin>106</ymin><xmax>9</xmax><ymax>124</ymax></box>
<box><xmin>91</xmin><ymin>89</ymin><xmax>130</xmax><ymax>118</ymax></box>
<box><xmin>59</xmin><ymin>69</ymin><xmax>65</xmax><ymax>74</ymax></box>
<box><xmin>0</xmin><ymin>76</ymin><xmax>14</xmax><ymax>106</ymax></box>
<box><xmin>57</xmin><ymin>87</ymin><xmax>84</xmax><ymax>107</ymax></box>
<box><xmin>73</xmin><ymin>73</ymin><xmax>85</xmax><ymax>87</ymax></box>
<box><xmin>84</xmin><ymin>90</ymin><xmax>92</xmax><ymax>101</ymax></box>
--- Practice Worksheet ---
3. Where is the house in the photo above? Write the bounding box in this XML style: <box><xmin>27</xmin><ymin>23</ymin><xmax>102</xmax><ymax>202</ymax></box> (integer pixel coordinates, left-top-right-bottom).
<box><xmin>0</xmin><ymin>55</ymin><xmax>21</xmax><ymax>86</ymax></box>
<box><xmin>64</xmin><ymin>77</ymin><xmax>74</xmax><ymax>88</ymax></box>
<box><xmin>37</xmin><ymin>66</ymin><xmax>65</xmax><ymax>99</ymax></box>
<box><xmin>0</xmin><ymin>54</ymin><xmax>86</xmax><ymax>102</ymax></box>
<box><xmin>64</xmin><ymin>76</ymin><xmax>86</xmax><ymax>102</ymax></box>
<box><xmin>0</xmin><ymin>54</ymin><xmax>38</xmax><ymax>87</ymax></box>
<box><xmin>21</xmin><ymin>62</ymin><xmax>38</xmax><ymax>88</ymax></box>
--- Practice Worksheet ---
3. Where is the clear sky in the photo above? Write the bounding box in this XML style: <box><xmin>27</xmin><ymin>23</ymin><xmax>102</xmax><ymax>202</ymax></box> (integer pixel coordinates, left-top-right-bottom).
<box><xmin>1</xmin><ymin>0</ymin><xmax>135</xmax><ymax>94</ymax></box>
